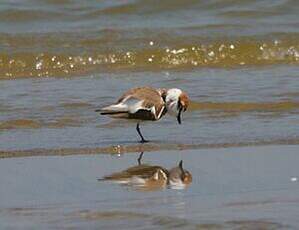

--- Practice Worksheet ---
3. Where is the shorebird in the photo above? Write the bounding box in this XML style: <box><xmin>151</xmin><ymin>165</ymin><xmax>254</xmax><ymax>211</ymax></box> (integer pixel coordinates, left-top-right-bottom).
<box><xmin>96</xmin><ymin>86</ymin><xmax>189</xmax><ymax>142</ymax></box>
<box><xmin>99</xmin><ymin>152</ymin><xmax>192</xmax><ymax>191</ymax></box>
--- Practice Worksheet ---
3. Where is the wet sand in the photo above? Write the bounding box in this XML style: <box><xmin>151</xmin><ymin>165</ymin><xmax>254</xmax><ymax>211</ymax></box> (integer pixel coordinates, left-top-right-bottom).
<box><xmin>1</xmin><ymin>138</ymin><xmax>299</xmax><ymax>159</ymax></box>
<box><xmin>1</xmin><ymin>145</ymin><xmax>299</xmax><ymax>229</ymax></box>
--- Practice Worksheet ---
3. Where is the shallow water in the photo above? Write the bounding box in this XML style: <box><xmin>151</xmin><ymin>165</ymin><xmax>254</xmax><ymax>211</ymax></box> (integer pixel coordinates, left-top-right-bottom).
<box><xmin>1</xmin><ymin>1</ymin><xmax>299</xmax><ymax>229</ymax></box>
<box><xmin>1</xmin><ymin>67</ymin><xmax>299</xmax><ymax>151</ymax></box>
<box><xmin>1</xmin><ymin>0</ymin><xmax>299</xmax><ymax>78</ymax></box>
<box><xmin>0</xmin><ymin>1</ymin><xmax>298</xmax><ymax>152</ymax></box>
<box><xmin>1</xmin><ymin>145</ymin><xmax>299</xmax><ymax>229</ymax></box>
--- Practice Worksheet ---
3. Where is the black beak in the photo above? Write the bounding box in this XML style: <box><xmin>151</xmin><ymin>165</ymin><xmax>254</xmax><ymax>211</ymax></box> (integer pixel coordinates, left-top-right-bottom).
<box><xmin>177</xmin><ymin>108</ymin><xmax>182</xmax><ymax>124</ymax></box>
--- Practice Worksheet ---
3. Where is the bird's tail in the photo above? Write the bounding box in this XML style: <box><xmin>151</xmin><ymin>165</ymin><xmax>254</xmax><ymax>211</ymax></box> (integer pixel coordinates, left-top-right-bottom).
<box><xmin>95</xmin><ymin>104</ymin><xmax>129</xmax><ymax>115</ymax></box>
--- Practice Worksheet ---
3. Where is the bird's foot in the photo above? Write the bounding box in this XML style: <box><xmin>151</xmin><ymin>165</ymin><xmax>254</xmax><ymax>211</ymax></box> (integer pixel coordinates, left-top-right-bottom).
<box><xmin>140</xmin><ymin>139</ymin><xmax>149</xmax><ymax>143</ymax></box>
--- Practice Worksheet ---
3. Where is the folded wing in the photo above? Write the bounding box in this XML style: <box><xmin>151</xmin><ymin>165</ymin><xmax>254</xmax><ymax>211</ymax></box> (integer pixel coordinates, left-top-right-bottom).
<box><xmin>97</xmin><ymin>87</ymin><xmax>166</xmax><ymax>120</ymax></box>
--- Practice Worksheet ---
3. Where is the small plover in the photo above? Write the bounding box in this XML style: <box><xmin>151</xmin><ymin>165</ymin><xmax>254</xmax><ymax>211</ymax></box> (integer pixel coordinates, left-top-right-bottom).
<box><xmin>96</xmin><ymin>86</ymin><xmax>189</xmax><ymax>142</ymax></box>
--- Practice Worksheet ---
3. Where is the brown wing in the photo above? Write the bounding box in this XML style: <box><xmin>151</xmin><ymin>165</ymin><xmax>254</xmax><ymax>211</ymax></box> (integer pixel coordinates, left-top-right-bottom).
<box><xmin>117</xmin><ymin>86</ymin><xmax>166</xmax><ymax>120</ymax></box>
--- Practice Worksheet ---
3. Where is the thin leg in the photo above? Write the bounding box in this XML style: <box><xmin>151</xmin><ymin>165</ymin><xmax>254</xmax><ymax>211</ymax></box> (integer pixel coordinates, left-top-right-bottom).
<box><xmin>136</xmin><ymin>123</ymin><xmax>148</xmax><ymax>143</ymax></box>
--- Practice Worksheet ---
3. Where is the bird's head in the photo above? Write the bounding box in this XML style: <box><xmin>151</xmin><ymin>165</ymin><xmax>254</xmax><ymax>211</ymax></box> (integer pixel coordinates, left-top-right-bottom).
<box><xmin>165</xmin><ymin>88</ymin><xmax>189</xmax><ymax>124</ymax></box>
<box><xmin>168</xmin><ymin>160</ymin><xmax>192</xmax><ymax>188</ymax></box>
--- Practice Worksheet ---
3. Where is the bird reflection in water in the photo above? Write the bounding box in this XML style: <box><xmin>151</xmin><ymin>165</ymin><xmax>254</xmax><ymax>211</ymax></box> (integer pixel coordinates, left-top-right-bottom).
<box><xmin>99</xmin><ymin>152</ymin><xmax>192</xmax><ymax>191</ymax></box>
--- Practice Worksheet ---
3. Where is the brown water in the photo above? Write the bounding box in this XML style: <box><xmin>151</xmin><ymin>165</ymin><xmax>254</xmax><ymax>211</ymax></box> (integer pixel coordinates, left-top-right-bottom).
<box><xmin>1</xmin><ymin>0</ymin><xmax>299</xmax><ymax>79</ymax></box>
<box><xmin>1</xmin><ymin>0</ymin><xmax>299</xmax><ymax>229</ymax></box>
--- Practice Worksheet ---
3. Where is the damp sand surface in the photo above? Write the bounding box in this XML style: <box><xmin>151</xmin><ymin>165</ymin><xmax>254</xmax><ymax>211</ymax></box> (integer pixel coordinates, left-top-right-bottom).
<box><xmin>0</xmin><ymin>145</ymin><xmax>299</xmax><ymax>229</ymax></box>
